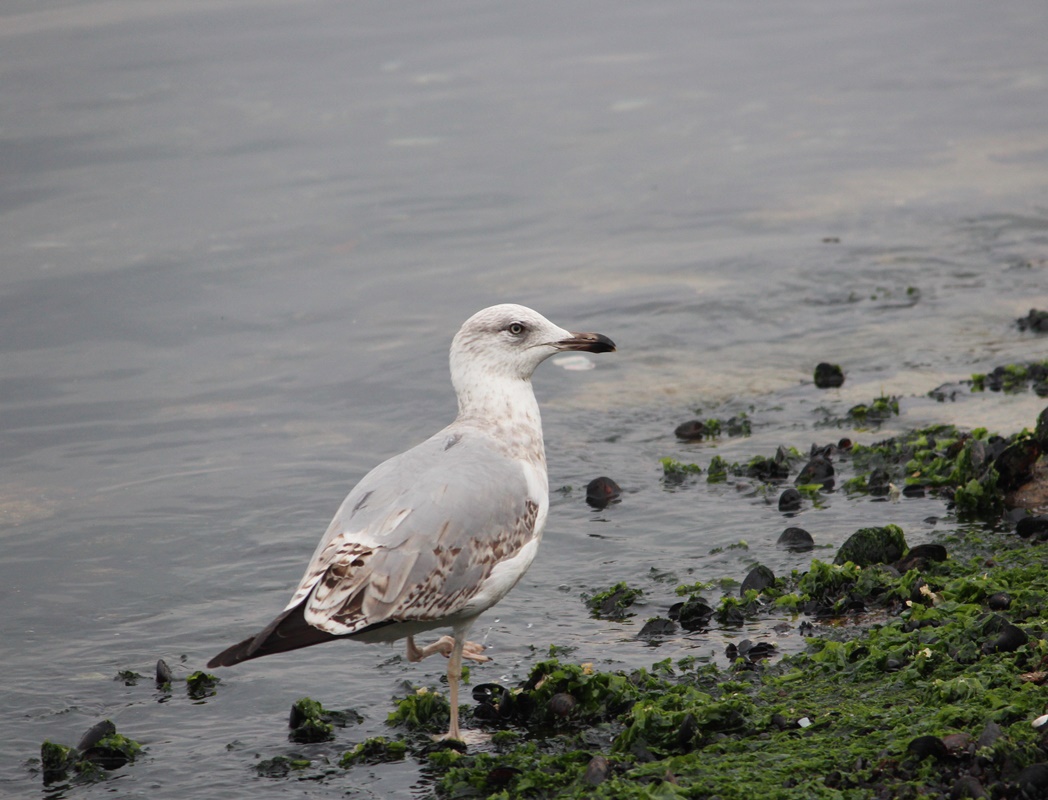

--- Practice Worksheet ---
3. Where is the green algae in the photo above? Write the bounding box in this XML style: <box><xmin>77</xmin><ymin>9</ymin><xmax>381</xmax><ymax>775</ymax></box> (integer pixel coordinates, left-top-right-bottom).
<box><xmin>422</xmin><ymin>534</ymin><xmax>1048</xmax><ymax>798</ymax></box>
<box><xmin>388</xmin><ymin>687</ymin><xmax>452</xmax><ymax>733</ymax></box>
<box><xmin>660</xmin><ymin>458</ymin><xmax>702</xmax><ymax>479</ymax></box>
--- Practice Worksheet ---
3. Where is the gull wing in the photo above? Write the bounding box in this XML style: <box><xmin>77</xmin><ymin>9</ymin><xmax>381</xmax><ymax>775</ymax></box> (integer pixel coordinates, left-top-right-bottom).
<box><xmin>288</xmin><ymin>427</ymin><xmax>542</xmax><ymax>635</ymax></box>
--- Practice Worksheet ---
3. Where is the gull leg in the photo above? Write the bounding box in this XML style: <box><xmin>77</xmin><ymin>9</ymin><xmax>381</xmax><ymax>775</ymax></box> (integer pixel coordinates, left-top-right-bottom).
<box><xmin>444</xmin><ymin>629</ymin><xmax>465</xmax><ymax>741</ymax></box>
<box><xmin>406</xmin><ymin>634</ymin><xmax>490</xmax><ymax>664</ymax></box>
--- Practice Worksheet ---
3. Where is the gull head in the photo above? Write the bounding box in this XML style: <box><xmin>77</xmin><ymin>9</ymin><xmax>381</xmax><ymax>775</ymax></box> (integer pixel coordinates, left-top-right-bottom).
<box><xmin>450</xmin><ymin>304</ymin><xmax>615</xmax><ymax>395</ymax></box>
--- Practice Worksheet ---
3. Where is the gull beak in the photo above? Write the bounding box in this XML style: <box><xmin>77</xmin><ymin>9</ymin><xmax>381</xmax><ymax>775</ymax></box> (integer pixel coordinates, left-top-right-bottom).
<box><xmin>554</xmin><ymin>331</ymin><xmax>617</xmax><ymax>354</ymax></box>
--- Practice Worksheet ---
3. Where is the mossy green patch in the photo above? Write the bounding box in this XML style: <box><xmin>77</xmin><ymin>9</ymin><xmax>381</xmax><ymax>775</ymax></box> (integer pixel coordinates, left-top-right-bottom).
<box><xmin>423</xmin><ymin>535</ymin><xmax>1048</xmax><ymax>798</ymax></box>
<box><xmin>388</xmin><ymin>687</ymin><xmax>451</xmax><ymax>733</ymax></box>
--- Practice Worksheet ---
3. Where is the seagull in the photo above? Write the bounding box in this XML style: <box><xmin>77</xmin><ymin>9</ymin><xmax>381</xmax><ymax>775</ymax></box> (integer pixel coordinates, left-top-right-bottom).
<box><xmin>207</xmin><ymin>304</ymin><xmax>615</xmax><ymax>740</ymax></box>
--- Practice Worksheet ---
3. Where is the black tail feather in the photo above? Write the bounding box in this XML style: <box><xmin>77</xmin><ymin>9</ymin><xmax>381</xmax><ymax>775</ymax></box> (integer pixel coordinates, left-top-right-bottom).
<box><xmin>207</xmin><ymin>601</ymin><xmax>342</xmax><ymax>668</ymax></box>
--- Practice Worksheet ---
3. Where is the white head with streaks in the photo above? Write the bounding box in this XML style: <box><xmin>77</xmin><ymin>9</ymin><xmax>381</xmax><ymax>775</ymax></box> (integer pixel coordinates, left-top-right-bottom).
<box><xmin>448</xmin><ymin>304</ymin><xmax>615</xmax><ymax>419</ymax></box>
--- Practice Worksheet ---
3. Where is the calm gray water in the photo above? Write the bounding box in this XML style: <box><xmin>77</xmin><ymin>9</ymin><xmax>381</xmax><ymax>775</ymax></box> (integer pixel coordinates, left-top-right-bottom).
<box><xmin>3</xmin><ymin>1</ymin><xmax>1047</xmax><ymax>796</ymax></box>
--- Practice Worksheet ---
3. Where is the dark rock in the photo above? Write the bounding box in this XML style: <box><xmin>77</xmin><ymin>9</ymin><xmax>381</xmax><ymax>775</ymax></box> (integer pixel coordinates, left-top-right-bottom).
<box><xmin>982</xmin><ymin>618</ymin><xmax>1028</xmax><ymax>654</ymax></box>
<box><xmin>748</xmin><ymin>453</ymin><xmax>792</xmax><ymax>482</ymax></box>
<box><xmin>472</xmin><ymin>683</ymin><xmax>515</xmax><ymax>721</ymax></box>
<box><xmin>676</xmin><ymin>712</ymin><xmax>699</xmax><ymax>748</ymax></box>
<box><xmin>994</xmin><ymin>439</ymin><xmax>1041</xmax><ymax>492</ymax></box>
<box><xmin>977</xmin><ymin>721</ymin><xmax>1002</xmax><ymax>749</ymax></box>
<box><xmin>949</xmin><ymin>775</ymin><xmax>986</xmax><ymax>799</ymax></box>
<box><xmin>834</xmin><ymin>526</ymin><xmax>908</xmax><ymax>567</ymax></box>
<box><xmin>585</xmin><ymin>476</ymin><xmax>621</xmax><ymax>509</ymax></box>
<box><xmin>548</xmin><ymin>692</ymin><xmax>576</xmax><ymax>718</ymax></box>
<box><xmin>638</xmin><ymin>617</ymin><xmax>677</xmax><ymax>639</ymax></box>
<box><xmin>838</xmin><ymin>437</ymin><xmax>853</xmax><ymax>451</ymax></box>
<box><xmin>907</xmin><ymin>735</ymin><xmax>950</xmax><ymax>761</ymax></box>
<box><xmin>777</xmin><ymin>526</ymin><xmax>814</xmax><ymax>552</ymax></box>
<box><xmin>1016</xmin><ymin>515</ymin><xmax>1048</xmax><ymax>538</ymax></box>
<box><xmin>674</xmin><ymin>420</ymin><xmax>707</xmax><ymax>440</ymax></box>
<box><xmin>740</xmin><ymin>565</ymin><xmax>775</xmax><ymax>596</ymax></box>
<box><xmin>729</xmin><ymin>639</ymin><xmax>776</xmax><ymax>662</ymax></box>
<box><xmin>987</xmin><ymin>592</ymin><xmax>1012</xmax><ymax>611</ymax></box>
<box><xmin>778</xmin><ymin>488</ymin><xmax>803</xmax><ymax>512</ymax></box>
<box><xmin>486</xmin><ymin>766</ymin><xmax>522</xmax><ymax>788</ymax></box>
<box><xmin>941</xmin><ymin>732</ymin><xmax>973</xmax><ymax>756</ymax></box>
<box><xmin>795</xmin><ymin>455</ymin><xmax>835</xmax><ymax>489</ymax></box>
<box><xmin>155</xmin><ymin>659</ymin><xmax>173</xmax><ymax>687</ymax></box>
<box><xmin>670</xmin><ymin>597</ymin><xmax>714</xmax><ymax>631</ymax></box>
<box><xmin>583</xmin><ymin>755</ymin><xmax>610</xmax><ymax>786</ymax></box>
<box><xmin>1017</xmin><ymin>763</ymin><xmax>1048</xmax><ymax>797</ymax></box>
<box><xmin>868</xmin><ymin>468</ymin><xmax>892</xmax><ymax>497</ymax></box>
<box><xmin>902</xmin><ymin>483</ymin><xmax>926</xmax><ymax>498</ymax></box>
<box><xmin>896</xmin><ymin>543</ymin><xmax>948</xmax><ymax>571</ymax></box>
<box><xmin>1035</xmin><ymin>407</ymin><xmax>1048</xmax><ymax>450</ymax></box>
<box><xmin>814</xmin><ymin>362</ymin><xmax>845</xmax><ymax>388</ymax></box>
<box><xmin>1016</xmin><ymin>309</ymin><xmax>1048</xmax><ymax>333</ymax></box>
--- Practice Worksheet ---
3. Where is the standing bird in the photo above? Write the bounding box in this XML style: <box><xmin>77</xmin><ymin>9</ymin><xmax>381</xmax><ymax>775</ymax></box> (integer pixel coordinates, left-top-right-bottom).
<box><xmin>207</xmin><ymin>304</ymin><xmax>615</xmax><ymax>740</ymax></box>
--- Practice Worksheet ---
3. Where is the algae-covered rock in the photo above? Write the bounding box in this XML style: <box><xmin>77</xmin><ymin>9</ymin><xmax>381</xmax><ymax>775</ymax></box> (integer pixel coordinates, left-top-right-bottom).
<box><xmin>288</xmin><ymin>697</ymin><xmax>335</xmax><ymax>743</ymax></box>
<box><xmin>834</xmin><ymin>525</ymin><xmax>907</xmax><ymax>567</ymax></box>
<box><xmin>185</xmin><ymin>670</ymin><xmax>220</xmax><ymax>699</ymax></box>
<box><xmin>40</xmin><ymin>720</ymin><xmax>142</xmax><ymax>785</ymax></box>
<box><xmin>740</xmin><ymin>564</ymin><xmax>776</xmax><ymax>596</ymax></box>
<box><xmin>1016</xmin><ymin>309</ymin><xmax>1048</xmax><ymax>333</ymax></box>
<box><xmin>339</xmin><ymin>737</ymin><xmax>407</xmax><ymax>767</ymax></box>
<box><xmin>256</xmin><ymin>755</ymin><xmax>311</xmax><ymax>778</ymax></box>
<box><xmin>814</xmin><ymin>362</ymin><xmax>844</xmax><ymax>388</ymax></box>
<box><xmin>40</xmin><ymin>740</ymin><xmax>76</xmax><ymax>783</ymax></box>
<box><xmin>669</xmin><ymin>595</ymin><xmax>714</xmax><ymax>631</ymax></box>
<box><xmin>584</xmin><ymin>582</ymin><xmax>643</xmax><ymax>620</ymax></box>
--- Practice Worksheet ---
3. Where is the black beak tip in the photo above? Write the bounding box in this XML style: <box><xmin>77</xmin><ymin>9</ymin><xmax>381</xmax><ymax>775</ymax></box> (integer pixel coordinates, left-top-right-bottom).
<box><xmin>561</xmin><ymin>332</ymin><xmax>616</xmax><ymax>353</ymax></box>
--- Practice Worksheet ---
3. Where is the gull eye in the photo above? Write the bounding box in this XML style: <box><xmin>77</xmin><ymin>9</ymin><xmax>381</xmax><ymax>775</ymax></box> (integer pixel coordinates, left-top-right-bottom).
<box><xmin>506</xmin><ymin>322</ymin><xmax>526</xmax><ymax>336</ymax></box>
